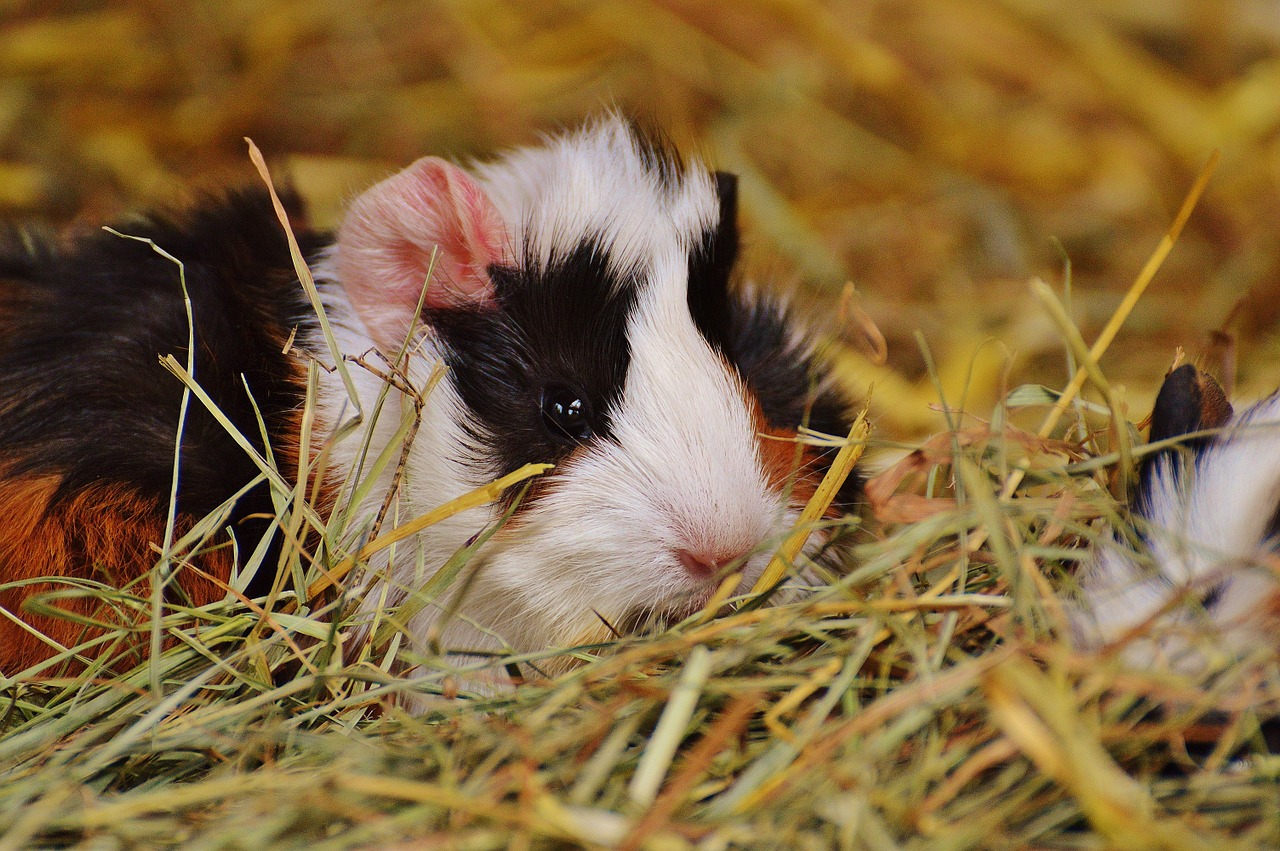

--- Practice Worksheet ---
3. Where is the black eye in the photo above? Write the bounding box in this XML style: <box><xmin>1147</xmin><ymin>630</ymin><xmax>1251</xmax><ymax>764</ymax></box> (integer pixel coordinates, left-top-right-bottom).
<box><xmin>541</xmin><ymin>386</ymin><xmax>592</xmax><ymax>442</ymax></box>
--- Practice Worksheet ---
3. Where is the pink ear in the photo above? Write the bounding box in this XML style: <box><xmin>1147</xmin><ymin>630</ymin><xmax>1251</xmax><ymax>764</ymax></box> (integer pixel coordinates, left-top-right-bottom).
<box><xmin>336</xmin><ymin>157</ymin><xmax>510</xmax><ymax>349</ymax></box>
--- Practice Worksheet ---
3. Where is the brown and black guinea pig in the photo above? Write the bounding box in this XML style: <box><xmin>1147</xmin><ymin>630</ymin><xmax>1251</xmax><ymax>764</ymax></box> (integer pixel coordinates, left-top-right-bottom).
<box><xmin>0</xmin><ymin>116</ymin><xmax>862</xmax><ymax>682</ymax></box>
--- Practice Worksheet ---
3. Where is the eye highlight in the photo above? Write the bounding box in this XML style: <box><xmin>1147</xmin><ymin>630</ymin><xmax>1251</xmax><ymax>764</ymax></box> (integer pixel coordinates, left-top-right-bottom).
<box><xmin>541</xmin><ymin>386</ymin><xmax>592</xmax><ymax>442</ymax></box>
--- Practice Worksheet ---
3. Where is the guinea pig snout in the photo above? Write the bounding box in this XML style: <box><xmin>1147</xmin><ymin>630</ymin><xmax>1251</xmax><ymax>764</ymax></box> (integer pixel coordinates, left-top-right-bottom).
<box><xmin>675</xmin><ymin>546</ymin><xmax>748</xmax><ymax>579</ymax></box>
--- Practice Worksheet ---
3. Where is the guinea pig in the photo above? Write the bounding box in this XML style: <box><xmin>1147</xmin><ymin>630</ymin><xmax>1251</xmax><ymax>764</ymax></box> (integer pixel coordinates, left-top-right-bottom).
<box><xmin>1073</xmin><ymin>363</ymin><xmax>1280</xmax><ymax>673</ymax></box>
<box><xmin>0</xmin><ymin>116</ymin><xmax>861</xmax><ymax>679</ymax></box>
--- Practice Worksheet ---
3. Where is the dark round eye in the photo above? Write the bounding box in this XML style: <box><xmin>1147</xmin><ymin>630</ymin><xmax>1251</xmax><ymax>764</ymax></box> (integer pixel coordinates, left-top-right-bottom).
<box><xmin>541</xmin><ymin>386</ymin><xmax>592</xmax><ymax>442</ymax></box>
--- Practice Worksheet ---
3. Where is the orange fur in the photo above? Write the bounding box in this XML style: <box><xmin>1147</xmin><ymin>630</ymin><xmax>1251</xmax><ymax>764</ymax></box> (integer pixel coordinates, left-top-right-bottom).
<box><xmin>0</xmin><ymin>474</ymin><xmax>234</xmax><ymax>673</ymax></box>
<box><xmin>750</xmin><ymin>405</ymin><xmax>832</xmax><ymax>514</ymax></box>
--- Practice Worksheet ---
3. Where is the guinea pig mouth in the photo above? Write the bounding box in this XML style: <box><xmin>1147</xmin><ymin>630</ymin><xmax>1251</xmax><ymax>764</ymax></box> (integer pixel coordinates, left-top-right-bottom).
<box><xmin>613</xmin><ymin>589</ymin><xmax>720</xmax><ymax>636</ymax></box>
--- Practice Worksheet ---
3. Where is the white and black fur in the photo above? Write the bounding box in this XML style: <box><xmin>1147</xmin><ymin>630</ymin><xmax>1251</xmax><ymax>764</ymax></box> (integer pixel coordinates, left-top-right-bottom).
<box><xmin>1074</xmin><ymin>364</ymin><xmax>1280</xmax><ymax>673</ymax></box>
<box><xmin>0</xmin><ymin>117</ymin><xmax>859</xmax><ymax>677</ymax></box>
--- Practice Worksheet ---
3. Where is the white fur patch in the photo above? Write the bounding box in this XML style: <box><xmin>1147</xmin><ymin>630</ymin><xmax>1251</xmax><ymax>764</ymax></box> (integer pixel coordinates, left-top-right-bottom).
<box><xmin>473</xmin><ymin>117</ymin><xmax>718</xmax><ymax>284</ymax></box>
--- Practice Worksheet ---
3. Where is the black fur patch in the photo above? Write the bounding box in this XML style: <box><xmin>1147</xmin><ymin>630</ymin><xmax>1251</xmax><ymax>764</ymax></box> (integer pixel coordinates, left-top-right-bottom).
<box><xmin>723</xmin><ymin>296</ymin><xmax>862</xmax><ymax>511</ymax></box>
<box><xmin>0</xmin><ymin>189</ymin><xmax>325</xmax><ymax>591</ymax></box>
<box><xmin>430</xmin><ymin>238</ymin><xmax>638</xmax><ymax>485</ymax></box>
<box><xmin>1199</xmin><ymin>580</ymin><xmax>1228</xmax><ymax>611</ymax></box>
<box><xmin>686</xmin><ymin>168</ymin><xmax>861</xmax><ymax>511</ymax></box>
<box><xmin>1147</xmin><ymin>364</ymin><xmax>1232</xmax><ymax>448</ymax></box>
<box><xmin>687</xmin><ymin>172</ymin><xmax>739</xmax><ymax>353</ymax></box>
<box><xmin>628</xmin><ymin>119</ymin><xmax>685</xmax><ymax>190</ymax></box>
<box><xmin>1138</xmin><ymin>364</ymin><xmax>1233</xmax><ymax>518</ymax></box>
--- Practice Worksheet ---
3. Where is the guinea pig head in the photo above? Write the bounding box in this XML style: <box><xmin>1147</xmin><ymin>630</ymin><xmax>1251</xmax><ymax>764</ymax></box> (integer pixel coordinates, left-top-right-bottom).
<box><xmin>330</xmin><ymin>119</ymin><xmax>859</xmax><ymax>659</ymax></box>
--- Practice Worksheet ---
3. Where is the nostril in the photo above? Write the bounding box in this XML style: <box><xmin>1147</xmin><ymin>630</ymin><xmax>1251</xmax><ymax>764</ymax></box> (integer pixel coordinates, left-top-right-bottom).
<box><xmin>676</xmin><ymin>548</ymin><xmax>744</xmax><ymax>579</ymax></box>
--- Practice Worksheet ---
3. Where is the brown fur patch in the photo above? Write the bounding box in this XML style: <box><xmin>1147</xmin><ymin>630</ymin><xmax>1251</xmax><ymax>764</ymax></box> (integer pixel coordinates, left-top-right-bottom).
<box><xmin>1193</xmin><ymin>368</ymin><xmax>1234</xmax><ymax>432</ymax></box>
<box><xmin>750</xmin><ymin>404</ymin><xmax>833</xmax><ymax>515</ymax></box>
<box><xmin>0</xmin><ymin>474</ymin><xmax>234</xmax><ymax>673</ymax></box>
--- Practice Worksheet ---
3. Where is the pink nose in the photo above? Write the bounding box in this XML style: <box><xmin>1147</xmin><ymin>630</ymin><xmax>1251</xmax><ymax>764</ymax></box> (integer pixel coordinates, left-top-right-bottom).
<box><xmin>676</xmin><ymin>548</ymin><xmax>745</xmax><ymax>579</ymax></box>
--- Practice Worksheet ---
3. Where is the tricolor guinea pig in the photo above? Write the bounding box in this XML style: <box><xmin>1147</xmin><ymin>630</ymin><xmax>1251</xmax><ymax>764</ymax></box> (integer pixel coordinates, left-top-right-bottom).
<box><xmin>1074</xmin><ymin>363</ymin><xmax>1280</xmax><ymax>672</ymax></box>
<box><xmin>0</xmin><ymin>117</ymin><xmax>861</xmax><ymax>677</ymax></box>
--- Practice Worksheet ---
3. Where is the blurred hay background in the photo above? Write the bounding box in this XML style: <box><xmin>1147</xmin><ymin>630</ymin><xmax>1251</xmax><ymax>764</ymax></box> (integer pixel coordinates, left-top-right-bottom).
<box><xmin>6</xmin><ymin>0</ymin><xmax>1280</xmax><ymax>436</ymax></box>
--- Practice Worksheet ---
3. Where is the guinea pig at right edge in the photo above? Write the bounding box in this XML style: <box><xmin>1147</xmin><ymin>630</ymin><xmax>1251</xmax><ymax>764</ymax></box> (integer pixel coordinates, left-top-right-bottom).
<box><xmin>1073</xmin><ymin>363</ymin><xmax>1280</xmax><ymax>674</ymax></box>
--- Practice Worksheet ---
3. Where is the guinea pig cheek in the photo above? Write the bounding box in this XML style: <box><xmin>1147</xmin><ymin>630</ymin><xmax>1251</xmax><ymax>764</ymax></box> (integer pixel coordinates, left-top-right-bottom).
<box><xmin>750</xmin><ymin>407</ymin><xmax>817</xmax><ymax>505</ymax></box>
<box><xmin>463</xmin><ymin>443</ymin><xmax>695</xmax><ymax>649</ymax></box>
<box><xmin>492</xmin><ymin>443</ymin><xmax>594</xmax><ymax>532</ymax></box>
<box><xmin>746</xmin><ymin>396</ymin><xmax>841</xmax><ymax>550</ymax></box>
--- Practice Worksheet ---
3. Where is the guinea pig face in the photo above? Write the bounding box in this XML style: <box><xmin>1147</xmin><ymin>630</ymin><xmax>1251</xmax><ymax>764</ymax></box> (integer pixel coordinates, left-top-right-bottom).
<box><xmin>431</xmin><ymin>234</ymin><xmax>810</xmax><ymax>653</ymax></box>
<box><xmin>330</xmin><ymin>117</ymin><xmax>858</xmax><ymax>658</ymax></box>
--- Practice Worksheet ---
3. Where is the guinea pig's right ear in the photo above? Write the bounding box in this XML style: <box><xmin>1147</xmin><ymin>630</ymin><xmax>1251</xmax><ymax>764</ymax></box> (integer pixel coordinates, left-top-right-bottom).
<box><xmin>336</xmin><ymin>157</ymin><xmax>510</xmax><ymax>350</ymax></box>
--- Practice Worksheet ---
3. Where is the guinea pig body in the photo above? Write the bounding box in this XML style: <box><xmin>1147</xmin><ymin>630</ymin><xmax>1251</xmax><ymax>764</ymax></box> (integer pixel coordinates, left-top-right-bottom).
<box><xmin>1074</xmin><ymin>364</ymin><xmax>1280</xmax><ymax>672</ymax></box>
<box><xmin>0</xmin><ymin>192</ymin><xmax>327</xmax><ymax>670</ymax></box>
<box><xmin>0</xmin><ymin>117</ymin><xmax>859</xmax><ymax>676</ymax></box>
